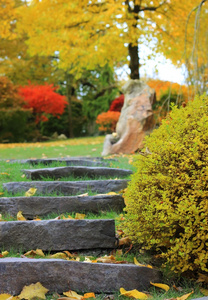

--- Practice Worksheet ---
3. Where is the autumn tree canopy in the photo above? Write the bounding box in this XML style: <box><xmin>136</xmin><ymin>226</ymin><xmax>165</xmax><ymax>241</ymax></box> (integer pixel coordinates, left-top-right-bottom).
<box><xmin>15</xmin><ymin>0</ymin><xmax>207</xmax><ymax>81</ymax></box>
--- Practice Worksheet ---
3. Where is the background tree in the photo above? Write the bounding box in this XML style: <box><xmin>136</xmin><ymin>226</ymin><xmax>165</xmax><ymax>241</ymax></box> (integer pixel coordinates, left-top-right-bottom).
<box><xmin>16</xmin><ymin>0</ymin><xmax>207</xmax><ymax>82</ymax></box>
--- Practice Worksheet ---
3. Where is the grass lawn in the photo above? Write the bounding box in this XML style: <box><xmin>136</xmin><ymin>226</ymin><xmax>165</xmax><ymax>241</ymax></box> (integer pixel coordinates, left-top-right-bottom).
<box><xmin>0</xmin><ymin>136</ymin><xmax>105</xmax><ymax>159</ymax></box>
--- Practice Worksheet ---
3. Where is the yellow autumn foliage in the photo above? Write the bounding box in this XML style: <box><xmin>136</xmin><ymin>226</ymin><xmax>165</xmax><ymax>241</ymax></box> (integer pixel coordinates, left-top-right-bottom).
<box><xmin>122</xmin><ymin>94</ymin><xmax>208</xmax><ymax>273</ymax></box>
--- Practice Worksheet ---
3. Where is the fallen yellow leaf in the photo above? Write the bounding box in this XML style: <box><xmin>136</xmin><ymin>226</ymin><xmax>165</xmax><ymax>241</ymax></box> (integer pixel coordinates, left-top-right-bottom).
<box><xmin>63</xmin><ymin>290</ymin><xmax>84</xmax><ymax>300</ymax></box>
<box><xmin>120</xmin><ymin>287</ymin><xmax>148</xmax><ymax>299</ymax></box>
<box><xmin>176</xmin><ymin>291</ymin><xmax>194</xmax><ymax>300</ymax></box>
<box><xmin>197</xmin><ymin>273</ymin><xmax>208</xmax><ymax>283</ymax></box>
<box><xmin>0</xmin><ymin>172</ymin><xmax>10</xmax><ymax>176</ymax></box>
<box><xmin>200</xmin><ymin>288</ymin><xmax>208</xmax><ymax>296</ymax></box>
<box><xmin>17</xmin><ymin>211</ymin><xmax>26</xmax><ymax>221</ymax></box>
<box><xmin>0</xmin><ymin>192</ymin><xmax>4</xmax><ymax>195</ymax></box>
<box><xmin>83</xmin><ymin>293</ymin><xmax>96</xmax><ymax>298</ymax></box>
<box><xmin>75</xmin><ymin>213</ymin><xmax>85</xmax><ymax>220</ymax></box>
<box><xmin>50</xmin><ymin>252</ymin><xmax>68</xmax><ymax>259</ymax></box>
<box><xmin>2</xmin><ymin>251</ymin><xmax>9</xmax><ymax>257</ymax></box>
<box><xmin>78</xmin><ymin>193</ymin><xmax>89</xmax><ymax>197</ymax></box>
<box><xmin>97</xmin><ymin>255</ymin><xmax>116</xmax><ymax>263</ymax></box>
<box><xmin>18</xmin><ymin>282</ymin><xmax>49</xmax><ymax>300</ymax></box>
<box><xmin>150</xmin><ymin>282</ymin><xmax>170</xmax><ymax>291</ymax></box>
<box><xmin>118</xmin><ymin>237</ymin><xmax>131</xmax><ymax>246</ymax></box>
<box><xmin>107</xmin><ymin>192</ymin><xmax>117</xmax><ymax>195</ymax></box>
<box><xmin>134</xmin><ymin>257</ymin><xmax>145</xmax><ymax>267</ymax></box>
<box><xmin>25</xmin><ymin>187</ymin><xmax>37</xmax><ymax>197</ymax></box>
<box><xmin>0</xmin><ymin>294</ymin><xmax>13</xmax><ymax>300</ymax></box>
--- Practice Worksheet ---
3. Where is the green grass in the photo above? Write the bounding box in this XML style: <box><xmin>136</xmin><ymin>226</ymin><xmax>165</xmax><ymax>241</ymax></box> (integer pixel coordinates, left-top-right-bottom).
<box><xmin>0</xmin><ymin>136</ymin><xmax>105</xmax><ymax>159</ymax></box>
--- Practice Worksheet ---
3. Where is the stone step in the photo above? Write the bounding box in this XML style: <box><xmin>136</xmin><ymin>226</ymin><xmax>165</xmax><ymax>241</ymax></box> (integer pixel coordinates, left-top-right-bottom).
<box><xmin>22</xmin><ymin>166</ymin><xmax>132</xmax><ymax>180</ymax></box>
<box><xmin>3</xmin><ymin>179</ymin><xmax>128</xmax><ymax>195</ymax></box>
<box><xmin>4</xmin><ymin>157</ymin><xmax>111</xmax><ymax>167</ymax></box>
<box><xmin>0</xmin><ymin>258</ymin><xmax>161</xmax><ymax>294</ymax></box>
<box><xmin>0</xmin><ymin>194</ymin><xmax>125</xmax><ymax>218</ymax></box>
<box><xmin>0</xmin><ymin>219</ymin><xmax>116</xmax><ymax>251</ymax></box>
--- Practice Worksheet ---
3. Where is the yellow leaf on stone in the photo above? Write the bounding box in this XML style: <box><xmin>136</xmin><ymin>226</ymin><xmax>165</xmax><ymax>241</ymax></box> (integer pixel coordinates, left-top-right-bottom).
<box><xmin>107</xmin><ymin>192</ymin><xmax>117</xmax><ymax>195</ymax></box>
<box><xmin>83</xmin><ymin>293</ymin><xmax>96</xmax><ymax>298</ymax></box>
<box><xmin>50</xmin><ymin>252</ymin><xmax>68</xmax><ymax>259</ymax></box>
<box><xmin>63</xmin><ymin>290</ymin><xmax>84</xmax><ymax>300</ymax></box>
<box><xmin>17</xmin><ymin>211</ymin><xmax>26</xmax><ymax>221</ymax></box>
<box><xmin>150</xmin><ymin>282</ymin><xmax>170</xmax><ymax>291</ymax></box>
<box><xmin>25</xmin><ymin>188</ymin><xmax>37</xmax><ymax>197</ymax></box>
<box><xmin>176</xmin><ymin>291</ymin><xmax>194</xmax><ymax>300</ymax></box>
<box><xmin>2</xmin><ymin>251</ymin><xmax>9</xmax><ymax>257</ymax></box>
<box><xmin>75</xmin><ymin>213</ymin><xmax>85</xmax><ymax>220</ymax></box>
<box><xmin>120</xmin><ymin>288</ymin><xmax>148</xmax><ymax>299</ymax></box>
<box><xmin>18</xmin><ymin>282</ymin><xmax>49</xmax><ymax>300</ymax></box>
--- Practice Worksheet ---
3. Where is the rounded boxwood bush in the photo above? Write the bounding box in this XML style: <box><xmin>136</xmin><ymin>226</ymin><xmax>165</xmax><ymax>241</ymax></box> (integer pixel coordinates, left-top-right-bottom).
<box><xmin>122</xmin><ymin>94</ymin><xmax>208</xmax><ymax>273</ymax></box>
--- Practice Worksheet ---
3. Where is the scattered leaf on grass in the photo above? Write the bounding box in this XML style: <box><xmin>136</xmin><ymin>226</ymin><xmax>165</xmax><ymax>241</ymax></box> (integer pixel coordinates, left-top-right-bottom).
<box><xmin>78</xmin><ymin>193</ymin><xmax>89</xmax><ymax>197</ymax></box>
<box><xmin>120</xmin><ymin>287</ymin><xmax>148</xmax><ymax>299</ymax></box>
<box><xmin>83</xmin><ymin>293</ymin><xmax>96</xmax><ymax>298</ymax></box>
<box><xmin>118</xmin><ymin>237</ymin><xmax>131</xmax><ymax>246</ymax></box>
<box><xmin>134</xmin><ymin>257</ymin><xmax>153</xmax><ymax>269</ymax></box>
<box><xmin>197</xmin><ymin>273</ymin><xmax>208</xmax><ymax>283</ymax></box>
<box><xmin>25</xmin><ymin>188</ymin><xmax>37</xmax><ymax>197</ymax></box>
<box><xmin>1</xmin><ymin>251</ymin><xmax>9</xmax><ymax>257</ymax></box>
<box><xmin>49</xmin><ymin>252</ymin><xmax>68</xmax><ymax>259</ymax></box>
<box><xmin>176</xmin><ymin>291</ymin><xmax>194</xmax><ymax>300</ymax></box>
<box><xmin>63</xmin><ymin>290</ymin><xmax>84</xmax><ymax>300</ymax></box>
<box><xmin>75</xmin><ymin>213</ymin><xmax>85</xmax><ymax>220</ymax></box>
<box><xmin>18</xmin><ymin>282</ymin><xmax>49</xmax><ymax>300</ymax></box>
<box><xmin>24</xmin><ymin>249</ymin><xmax>45</xmax><ymax>257</ymax></box>
<box><xmin>17</xmin><ymin>211</ymin><xmax>26</xmax><ymax>221</ymax></box>
<box><xmin>0</xmin><ymin>192</ymin><xmax>4</xmax><ymax>195</ymax></box>
<box><xmin>200</xmin><ymin>288</ymin><xmax>208</xmax><ymax>296</ymax></box>
<box><xmin>150</xmin><ymin>282</ymin><xmax>170</xmax><ymax>291</ymax></box>
<box><xmin>0</xmin><ymin>172</ymin><xmax>10</xmax><ymax>176</ymax></box>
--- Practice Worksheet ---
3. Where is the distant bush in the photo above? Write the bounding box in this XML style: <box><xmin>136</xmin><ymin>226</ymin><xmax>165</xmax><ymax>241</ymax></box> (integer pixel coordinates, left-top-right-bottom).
<box><xmin>40</xmin><ymin>98</ymin><xmax>87</xmax><ymax>137</ymax></box>
<box><xmin>0</xmin><ymin>77</ymin><xmax>33</xmax><ymax>142</ymax></box>
<box><xmin>122</xmin><ymin>94</ymin><xmax>208</xmax><ymax>274</ymax></box>
<box><xmin>96</xmin><ymin>111</ymin><xmax>120</xmax><ymax>133</ymax></box>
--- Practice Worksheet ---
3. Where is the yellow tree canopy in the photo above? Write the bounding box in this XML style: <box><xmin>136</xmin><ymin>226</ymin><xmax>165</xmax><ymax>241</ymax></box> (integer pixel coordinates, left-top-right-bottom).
<box><xmin>2</xmin><ymin>0</ymin><xmax>207</xmax><ymax>82</ymax></box>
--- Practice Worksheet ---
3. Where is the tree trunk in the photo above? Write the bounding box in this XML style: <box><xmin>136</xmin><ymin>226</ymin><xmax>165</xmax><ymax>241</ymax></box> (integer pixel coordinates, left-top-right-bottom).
<box><xmin>128</xmin><ymin>43</ymin><xmax>140</xmax><ymax>79</ymax></box>
<box><xmin>66</xmin><ymin>74</ymin><xmax>74</xmax><ymax>138</ymax></box>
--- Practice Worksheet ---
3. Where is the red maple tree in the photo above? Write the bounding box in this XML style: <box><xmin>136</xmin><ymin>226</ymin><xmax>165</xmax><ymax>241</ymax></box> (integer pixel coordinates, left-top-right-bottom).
<box><xmin>18</xmin><ymin>83</ymin><xmax>68</xmax><ymax>123</ymax></box>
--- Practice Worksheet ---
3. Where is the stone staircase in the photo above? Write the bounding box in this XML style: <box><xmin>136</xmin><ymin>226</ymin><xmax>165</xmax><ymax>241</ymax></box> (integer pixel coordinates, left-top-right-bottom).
<box><xmin>0</xmin><ymin>157</ymin><xmax>161</xmax><ymax>295</ymax></box>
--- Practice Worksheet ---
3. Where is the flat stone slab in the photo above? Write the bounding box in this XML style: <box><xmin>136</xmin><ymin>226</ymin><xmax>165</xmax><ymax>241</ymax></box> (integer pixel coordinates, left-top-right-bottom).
<box><xmin>22</xmin><ymin>166</ymin><xmax>132</xmax><ymax>180</ymax></box>
<box><xmin>0</xmin><ymin>194</ymin><xmax>125</xmax><ymax>218</ymax></box>
<box><xmin>3</xmin><ymin>179</ymin><xmax>128</xmax><ymax>195</ymax></box>
<box><xmin>0</xmin><ymin>258</ymin><xmax>161</xmax><ymax>294</ymax></box>
<box><xmin>0</xmin><ymin>219</ymin><xmax>116</xmax><ymax>251</ymax></box>
<box><xmin>4</xmin><ymin>157</ymin><xmax>110</xmax><ymax>167</ymax></box>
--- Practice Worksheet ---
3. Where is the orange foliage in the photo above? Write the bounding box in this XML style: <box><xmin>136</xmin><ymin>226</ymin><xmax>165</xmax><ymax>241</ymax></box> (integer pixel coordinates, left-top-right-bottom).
<box><xmin>147</xmin><ymin>79</ymin><xmax>193</xmax><ymax>124</ymax></box>
<box><xmin>96</xmin><ymin>111</ymin><xmax>120</xmax><ymax>133</ymax></box>
<box><xmin>148</xmin><ymin>79</ymin><xmax>191</xmax><ymax>102</ymax></box>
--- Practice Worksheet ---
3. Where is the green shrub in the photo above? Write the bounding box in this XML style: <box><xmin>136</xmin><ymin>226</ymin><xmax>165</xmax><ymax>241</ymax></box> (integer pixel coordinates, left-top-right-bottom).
<box><xmin>122</xmin><ymin>94</ymin><xmax>208</xmax><ymax>274</ymax></box>
<box><xmin>0</xmin><ymin>108</ymin><xmax>33</xmax><ymax>142</ymax></box>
